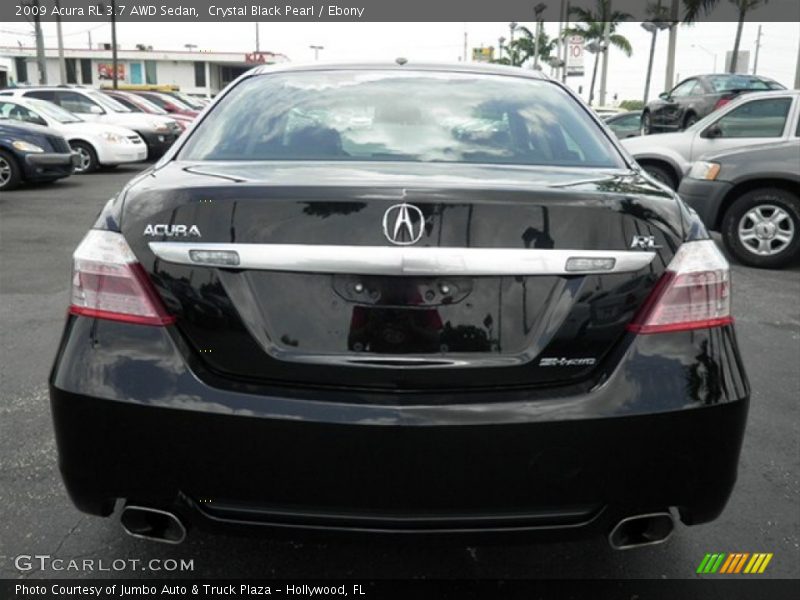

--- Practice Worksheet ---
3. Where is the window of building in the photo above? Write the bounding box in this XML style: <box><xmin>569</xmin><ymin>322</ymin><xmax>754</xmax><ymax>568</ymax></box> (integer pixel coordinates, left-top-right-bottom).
<box><xmin>144</xmin><ymin>60</ymin><xmax>158</xmax><ymax>85</ymax></box>
<box><xmin>65</xmin><ymin>59</ymin><xmax>78</xmax><ymax>84</ymax></box>
<box><xmin>14</xmin><ymin>57</ymin><xmax>28</xmax><ymax>84</ymax></box>
<box><xmin>194</xmin><ymin>62</ymin><xmax>206</xmax><ymax>87</ymax></box>
<box><xmin>80</xmin><ymin>59</ymin><xmax>92</xmax><ymax>84</ymax></box>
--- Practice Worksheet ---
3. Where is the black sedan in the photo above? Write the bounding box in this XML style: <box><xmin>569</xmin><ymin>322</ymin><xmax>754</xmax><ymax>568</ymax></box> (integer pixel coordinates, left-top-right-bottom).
<box><xmin>642</xmin><ymin>73</ymin><xmax>784</xmax><ymax>134</ymax></box>
<box><xmin>0</xmin><ymin>117</ymin><xmax>77</xmax><ymax>191</ymax></box>
<box><xmin>679</xmin><ymin>139</ymin><xmax>800</xmax><ymax>269</ymax></box>
<box><xmin>50</xmin><ymin>63</ymin><xmax>749</xmax><ymax>550</ymax></box>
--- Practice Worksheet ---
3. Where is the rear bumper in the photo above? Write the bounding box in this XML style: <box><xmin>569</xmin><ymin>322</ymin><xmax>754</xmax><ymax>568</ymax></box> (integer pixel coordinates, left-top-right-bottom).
<box><xmin>50</xmin><ymin>317</ymin><xmax>749</xmax><ymax>539</ymax></box>
<box><xmin>678</xmin><ymin>178</ymin><xmax>733</xmax><ymax>231</ymax></box>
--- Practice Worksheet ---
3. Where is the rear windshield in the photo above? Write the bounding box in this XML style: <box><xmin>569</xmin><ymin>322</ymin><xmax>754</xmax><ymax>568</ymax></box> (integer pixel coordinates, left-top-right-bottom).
<box><xmin>708</xmin><ymin>75</ymin><xmax>785</xmax><ymax>92</ymax></box>
<box><xmin>180</xmin><ymin>70</ymin><xmax>624</xmax><ymax>168</ymax></box>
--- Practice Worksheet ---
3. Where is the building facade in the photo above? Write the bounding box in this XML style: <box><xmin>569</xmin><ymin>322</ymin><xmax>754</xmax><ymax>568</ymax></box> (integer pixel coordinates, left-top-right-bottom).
<box><xmin>0</xmin><ymin>46</ymin><xmax>289</xmax><ymax>96</ymax></box>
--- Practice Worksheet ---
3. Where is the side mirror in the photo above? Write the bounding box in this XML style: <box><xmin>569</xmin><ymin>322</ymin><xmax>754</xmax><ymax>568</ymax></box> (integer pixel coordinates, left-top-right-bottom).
<box><xmin>702</xmin><ymin>124</ymin><xmax>723</xmax><ymax>139</ymax></box>
<box><xmin>89</xmin><ymin>105</ymin><xmax>104</xmax><ymax>115</ymax></box>
<box><xmin>658</xmin><ymin>92</ymin><xmax>670</xmax><ymax>100</ymax></box>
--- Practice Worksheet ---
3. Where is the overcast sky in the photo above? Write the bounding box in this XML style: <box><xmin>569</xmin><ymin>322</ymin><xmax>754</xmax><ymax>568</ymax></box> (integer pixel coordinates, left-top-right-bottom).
<box><xmin>1</xmin><ymin>20</ymin><xmax>797</xmax><ymax>102</ymax></box>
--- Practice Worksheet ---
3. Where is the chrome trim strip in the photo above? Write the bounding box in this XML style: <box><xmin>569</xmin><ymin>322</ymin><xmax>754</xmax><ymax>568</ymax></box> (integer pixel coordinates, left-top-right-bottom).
<box><xmin>149</xmin><ymin>243</ymin><xmax>655</xmax><ymax>276</ymax></box>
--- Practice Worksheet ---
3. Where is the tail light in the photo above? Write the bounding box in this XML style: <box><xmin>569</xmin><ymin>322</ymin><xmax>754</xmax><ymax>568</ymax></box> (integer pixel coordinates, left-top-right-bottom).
<box><xmin>627</xmin><ymin>240</ymin><xmax>732</xmax><ymax>334</ymax></box>
<box><xmin>69</xmin><ymin>230</ymin><xmax>175</xmax><ymax>326</ymax></box>
<box><xmin>713</xmin><ymin>97</ymin><xmax>732</xmax><ymax>111</ymax></box>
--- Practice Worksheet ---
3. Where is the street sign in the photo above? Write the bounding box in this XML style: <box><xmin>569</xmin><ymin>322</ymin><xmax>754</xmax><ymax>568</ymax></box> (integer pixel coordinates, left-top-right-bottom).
<box><xmin>566</xmin><ymin>35</ymin><xmax>585</xmax><ymax>77</ymax></box>
<box><xmin>472</xmin><ymin>47</ymin><xmax>494</xmax><ymax>63</ymax></box>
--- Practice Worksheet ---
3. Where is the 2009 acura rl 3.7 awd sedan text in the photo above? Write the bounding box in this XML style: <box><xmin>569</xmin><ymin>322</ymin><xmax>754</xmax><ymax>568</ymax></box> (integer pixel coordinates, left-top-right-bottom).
<box><xmin>50</xmin><ymin>63</ymin><xmax>749</xmax><ymax>549</ymax></box>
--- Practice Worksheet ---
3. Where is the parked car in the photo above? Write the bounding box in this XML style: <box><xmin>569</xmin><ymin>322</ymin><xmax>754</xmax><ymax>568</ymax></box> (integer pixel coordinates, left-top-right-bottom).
<box><xmin>133</xmin><ymin>91</ymin><xmax>199</xmax><ymax>118</ymax></box>
<box><xmin>623</xmin><ymin>90</ymin><xmax>799</xmax><ymax>189</ymax></box>
<box><xmin>679</xmin><ymin>139</ymin><xmax>800</xmax><ymax>269</ymax></box>
<box><xmin>164</xmin><ymin>90</ymin><xmax>207</xmax><ymax>111</ymax></box>
<box><xmin>0</xmin><ymin>117</ymin><xmax>77</xmax><ymax>191</ymax></box>
<box><xmin>604</xmin><ymin>110</ymin><xmax>642</xmax><ymax>139</ymax></box>
<box><xmin>641</xmin><ymin>73</ymin><xmax>785</xmax><ymax>135</ymax></box>
<box><xmin>51</xmin><ymin>63</ymin><xmax>748</xmax><ymax>549</ymax></box>
<box><xmin>102</xmin><ymin>89</ymin><xmax>194</xmax><ymax>131</ymax></box>
<box><xmin>592</xmin><ymin>106</ymin><xmax>623</xmax><ymax>118</ymax></box>
<box><xmin>0</xmin><ymin>97</ymin><xmax>146</xmax><ymax>173</ymax></box>
<box><xmin>0</xmin><ymin>87</ymin><xmax>181</xmax><ymax>159</ymax></box>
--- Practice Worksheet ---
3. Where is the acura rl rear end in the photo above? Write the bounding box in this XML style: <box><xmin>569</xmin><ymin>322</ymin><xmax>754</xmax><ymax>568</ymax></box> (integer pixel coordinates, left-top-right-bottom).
<box><xmin>49</xmin><ymin>63</ymin><xmax>749</xmax><ymax>548</ymax></box>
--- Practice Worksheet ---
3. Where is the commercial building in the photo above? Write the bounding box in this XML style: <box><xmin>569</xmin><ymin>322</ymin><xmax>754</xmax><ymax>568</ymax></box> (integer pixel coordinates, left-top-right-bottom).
<box><xmin>0</xmin><ymin>46</ymin><xmax>289</xmax><ymax>96</ymax></box>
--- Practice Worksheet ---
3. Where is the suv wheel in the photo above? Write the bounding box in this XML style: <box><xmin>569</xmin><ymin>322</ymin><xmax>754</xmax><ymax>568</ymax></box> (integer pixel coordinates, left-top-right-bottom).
<box><xmin>0</xmin><ymin>150</ymin><xmax>21</xmax><ymax>191</ymax></box>
<box><xmin>722</xmin><ymin>188</ymin><xmax>800</xmax><ymax>269</ymax></box>
<box><xmin>71</xmin><ymin>141</ymin><xmax>99</xmax><ymax>174</ymax></box>
<box><xmin>683</xmin><ymin>113</ymin><xmax>698</xmax><ymax>129</ymax></box>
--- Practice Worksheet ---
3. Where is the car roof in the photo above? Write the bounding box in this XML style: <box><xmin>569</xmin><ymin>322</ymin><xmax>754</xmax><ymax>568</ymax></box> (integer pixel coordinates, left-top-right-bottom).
<box><xmin>251</xmin><ymin>61</ymin><xmax>551</xmax><ymax>80</ymax></box>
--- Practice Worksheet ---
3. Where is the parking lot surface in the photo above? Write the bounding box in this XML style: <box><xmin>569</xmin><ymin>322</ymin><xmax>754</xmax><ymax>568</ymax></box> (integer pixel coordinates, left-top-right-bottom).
<box><xmin>1</xmin><ymin>165</ymin><xmax>798</xmax><ymax>579</ymax></box>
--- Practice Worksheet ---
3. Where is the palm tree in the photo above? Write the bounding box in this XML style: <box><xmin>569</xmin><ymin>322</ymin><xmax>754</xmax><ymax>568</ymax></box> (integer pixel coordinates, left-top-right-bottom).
<box><xmin>563</xmin><ymin>0</ymin><xmax>633</xmax><ymax>105</ymax></box>
<box><xmin>683</xmin><ymin>0</ymin><xmax>769</xmax><ymax>73</ymax></box>
<box><xmin>494</xmin><ymin>25</ymin><xmax>557</xmax><ymax>67</ymax></box>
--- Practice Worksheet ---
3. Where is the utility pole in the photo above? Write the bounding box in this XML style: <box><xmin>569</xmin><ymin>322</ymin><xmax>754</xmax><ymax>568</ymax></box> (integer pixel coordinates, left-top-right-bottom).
<box><xmin>796</xmin><ymin>39</ymin><xmax>800</xmax><ymax>89</ymax></box>
<box><xmin>752</xmin><ymin>24</ymin><xmax>762</xmax><ymax>74</ymax></box>
<box><xmin>561</xmin><ymin>1</ymin><xmax>570</xmax><ymax>82</ymax></box>
<box><xmin>27</xmin><ymin>0</ymin><xmax>48</xmax><ymax>84</ymax></box>
<box><xmin>255</xmin><ymin>23</ymin><xmax>260</xmax><ymax>52</ymax></box>
<box><xmin>598</xmin><ymin>11</ymin><xmax>611</xmax><ymax>106</ymax></box>
<box><xmin>532</xmin><ymin>3</ymin><xmax>546</xmax><ymax>70</ymax></box>
<box><xmin>664</xmin><ymin>0</ymin><xmax>679</xmax><ymax>91</ymax></box>
<box><xmin>110</xmin><ymin>0</ymin><xmax>118</xmax><ymax>89</ymax></box>
<box><xmin>88</xmin><ymin>30</ymin><xmax>93</xmax><ymax>50</ymax></box>
<box><xmin>54</xmin><ymin>0</ymin><xmax>67</xmax><ymax>84</ymax></box>
<box><xmin>463</xmin><ymin>30</ymin><xmax>468</xmax><ymax>63</ymax></box>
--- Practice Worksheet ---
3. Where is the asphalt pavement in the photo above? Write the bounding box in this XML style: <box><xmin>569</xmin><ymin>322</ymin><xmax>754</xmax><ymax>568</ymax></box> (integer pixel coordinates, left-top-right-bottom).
<box><xmin>0</xmin><ymin>165</ymin><xmax>798</xmax><ymax>580</ymax></box>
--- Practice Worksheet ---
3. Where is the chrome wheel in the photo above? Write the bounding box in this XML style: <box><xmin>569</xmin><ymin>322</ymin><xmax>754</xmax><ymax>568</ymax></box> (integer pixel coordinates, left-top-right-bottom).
<box><xmin>75</xmin><ymin>146</ymin><xmax>92</xmax><ymax>173</ymax></box>
<box><xmin>738</xmin><ymin>204</ymin><xmax>795</xmax><ymax>256</ymax></box>
<box><xmin>0</xmin><ymin>156</ymin><xmax>11</xmax><ymax>187</ymax></box>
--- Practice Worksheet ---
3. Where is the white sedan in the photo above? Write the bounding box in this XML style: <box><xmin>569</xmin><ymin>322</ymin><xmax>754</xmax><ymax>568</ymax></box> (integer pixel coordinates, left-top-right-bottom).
<box><xmin>0</xmin><ymin>97</ymin><xmax>147</xmax><ymax>173</ymax></box>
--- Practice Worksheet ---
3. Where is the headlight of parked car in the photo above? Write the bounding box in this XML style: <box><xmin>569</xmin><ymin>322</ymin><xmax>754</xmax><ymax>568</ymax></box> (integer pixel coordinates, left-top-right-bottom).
<box><xmin>149</xmin><ymin>121</ymin><xmax>169</xmax><ymax>132</ymax></box>
<box><xmin>688</xmin><ymin>161</ymin><xmax>721</xmax><ymax>181</ymax></box>
<box><xmin>12</xmin><ymin>140</ymin><xmax>44</xmax><ymax>153</ymax></box>
<box><xmin>101</xmin><ymin>132</ymin><xmax>127</xmax><ymax>143</ymax></box>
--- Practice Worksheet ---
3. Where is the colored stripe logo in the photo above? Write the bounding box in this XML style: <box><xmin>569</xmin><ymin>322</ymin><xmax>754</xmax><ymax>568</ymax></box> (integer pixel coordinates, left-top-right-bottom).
<box><xmin>697</xmin><ymin>553</ymin><xmax>773</xmax><ymax>574</ymax></box>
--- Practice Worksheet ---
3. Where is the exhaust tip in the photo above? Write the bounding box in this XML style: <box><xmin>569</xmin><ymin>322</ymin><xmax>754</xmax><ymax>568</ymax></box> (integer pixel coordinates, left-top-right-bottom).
<box><xmin>608</xmin><ymin>511</ymin><xmax>674</xmax><ymax>550</ymax></box>
<box><xmin>121</xmin><ymin>505</ymin><xmax>187</xmax><ymax>545</ymax></box>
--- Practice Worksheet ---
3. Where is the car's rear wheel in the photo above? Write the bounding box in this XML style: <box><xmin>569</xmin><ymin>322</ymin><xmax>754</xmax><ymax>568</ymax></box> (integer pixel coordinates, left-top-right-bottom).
<box><xmin>722</xmin><ymin>188</ymin><xmax>800</xmax><ymax>269</ymax></box>
<box><xmin>682</xmin><ymin>113</ymin><xmax>698</xmax><ymax>129</ymax></box>
<box><xmin>0</xmin><ymin>150</ymin><xmax>22</xmax><ymax>191</ymax></box>
<box><xmin>70</xmin><ymin>141</ymin><xmax>99</xmax><ymax>174</ymax></box>
<box><xmin>642</xmin><ymin>163</ymin><xmax>677</xmax><ymax>190</ymax></box>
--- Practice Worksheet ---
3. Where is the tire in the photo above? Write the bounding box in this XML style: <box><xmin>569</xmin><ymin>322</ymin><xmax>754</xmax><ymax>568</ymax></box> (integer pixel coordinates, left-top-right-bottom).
<box><xmin>0</xmin><ymin>149</ymin><xmax>22</xmax><ymax>191</ymax></box>
<box><xmin>642</xmin><ymin>163</ymin><xmax>677</xmax><ymax>190</ymax></box>
<box><xmin>721</xmin><ymin>188</ymin><xmax>800</xmax><ymax>269</ymax></box>
<box><xmin>641</xmin><ymin>111</ymin><xmax>653</xmax><ymax>135</ymax></box>
<box><xmin>682</xmin><ymin>113</ymin><xmax>698</xmax><ymax>130</ymax></box>
<box><xmin>70</xmin><ymin>141</ymin><xmax>99</xmax><ymax>174</ymax></box>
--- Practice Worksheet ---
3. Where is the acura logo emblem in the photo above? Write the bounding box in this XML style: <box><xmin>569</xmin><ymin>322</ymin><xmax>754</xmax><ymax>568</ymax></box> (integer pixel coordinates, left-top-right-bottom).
<box><xmin>382</xmin><ymin>203</ymin><xmax>425</xmax><ymax>245</ymax></box>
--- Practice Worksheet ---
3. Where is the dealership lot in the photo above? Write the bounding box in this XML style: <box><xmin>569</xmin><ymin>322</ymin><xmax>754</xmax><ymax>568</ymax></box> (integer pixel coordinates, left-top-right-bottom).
<box><xmin>0</xmin><ymin>166</ymin><xmax>798</xmax><ymax>579</ymax></box>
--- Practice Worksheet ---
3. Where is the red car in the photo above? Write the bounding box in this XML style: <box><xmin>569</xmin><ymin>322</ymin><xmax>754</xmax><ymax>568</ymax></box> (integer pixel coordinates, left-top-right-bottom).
<box><xmin>134</xmin><ymin>91</ymin><xmax>199</xmax><ymax>118</ymax></box>
<box><xmin>102</xmin><ymin>90</ymin><xmax>194</xmax><ymax>131</ymax></box>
